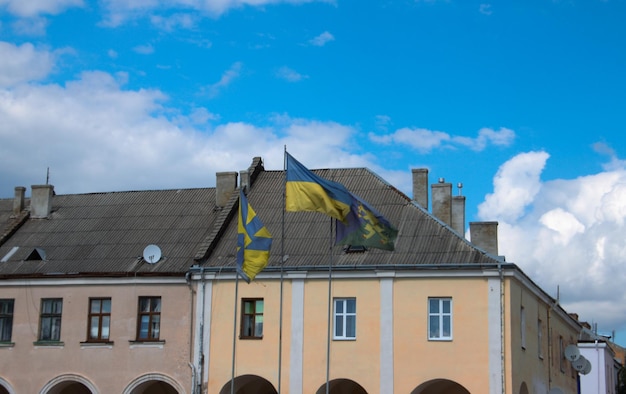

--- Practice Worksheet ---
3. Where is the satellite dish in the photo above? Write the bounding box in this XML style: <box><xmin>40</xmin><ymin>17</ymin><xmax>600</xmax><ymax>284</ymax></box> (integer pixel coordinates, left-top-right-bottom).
<box><xmin>143</xmin><ymin>244</ymin><xmax>162</xmax><ymax>264</ymax></box>
<box><xmin>548</xmin><ymin>388</ymin><xmax>564</xmax><ymax>394</ymax></box>
<box><xmin>572</xmin><ymin>355</ymin><xmax>588</xmax><ymax>372</ymax></box>
<box><xmin>580</xmin><ymin>358</ymin><xmax>592</xmax><ymax>375</ymax></box>
<box><xmin>564</xmin><ymin>344</ymin><xmax>580</xmax><ymax>361</ymax></box>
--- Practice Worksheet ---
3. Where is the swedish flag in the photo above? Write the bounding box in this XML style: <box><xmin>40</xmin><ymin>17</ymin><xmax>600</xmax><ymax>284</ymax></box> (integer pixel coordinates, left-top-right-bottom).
<box><xmin>285</xmin><ymin>152</ymin><xmax>352</xmax><ymax>222</ymax></box>
<box><xmin>237</xmin><ymin>190</ymin><xmax>272</xmax><ymax>282</ymax></box>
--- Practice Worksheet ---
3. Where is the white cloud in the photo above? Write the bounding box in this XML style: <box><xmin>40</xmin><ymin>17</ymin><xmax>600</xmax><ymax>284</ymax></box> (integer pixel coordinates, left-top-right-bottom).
<box><xmin>133</xmin><ymin>43</ymin><xmax>155</xmax><ymax>55</ymax></box>
<box><xmin>0</xmin><ymin>0</ymin><xmax>83</xmax><ymax>17</ymax></box>
<box><xmin>479</xmin><ymin>4</ymin><xmax>492</xmax><ymax>15</ymax></box>
<box><xmin>477</xmin><ymin>150</ymin><xmax>626</xmax><ymax>334</ymax></box>
<box><xmin>276</xmin><ymin>66</ymin><xmax>308</xmax><ymax>82</ymax></box>
<box><xmin>150</xmin><ymin>13</ymin><xmax>198</xmax><ymax>31</ymax></box>
<box><xmin>203</xmin><ymin>62</ymin><xmax>243</xmax><ymax>98</ymax></box>
<box><xmin>0</xmin><ymin>41</ymin><xmax>55</xmax><ymax>87</ymax></box>
<box><xmin>309</xmin><ymin>31</ymin><xmax>335</xmax><ymax>46</ymax></box>
<box><xmin>370</xmin><ymin>126</ymin><xmax>514</xmax><ymax>153</ymax></box>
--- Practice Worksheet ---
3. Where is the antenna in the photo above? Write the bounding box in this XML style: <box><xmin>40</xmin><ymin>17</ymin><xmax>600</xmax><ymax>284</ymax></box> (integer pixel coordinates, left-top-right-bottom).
<box><xmin>142</xmin><ymin>244</ymin><xmax>162</xmax><ymax>264</ymax></box>
<box><xmin>46</xmin><ymin>167</ymin><xmax>50</xmax><ymax>185</ymax></box>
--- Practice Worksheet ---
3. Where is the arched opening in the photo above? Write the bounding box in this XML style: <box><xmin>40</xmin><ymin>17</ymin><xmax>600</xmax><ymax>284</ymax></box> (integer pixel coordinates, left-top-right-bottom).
<box><xmin>219</xmin><ymin>375</ymin><xmax>277</xmax><ymax>394</ymax></box>
<box><xmin>0</xmin><ymin>377</ymin><xmax>14</xmax><ymax>394</ymax></box>
<box><xmin>519</xmin><ymin>382</ymin><xmax>529</xmax><ymax>394</ymax></box>
<box><xmin>315</xmin><ymin>379</ymin><xmax>368</xmax><ymax>394</ymax></box>
<box><xmin>123</xmin><ymin>373</ymin><xmax>184</xmax><ymax>394</ymax></box>
<box><xmin>40</xmin><ymin>374</ymin><xmax>97</xmax><ymax>394</ymax></box>
<box><xmin>411</xmin><ymin>378</ymin><xmax>471</xmax><ymax>394</ymax></box>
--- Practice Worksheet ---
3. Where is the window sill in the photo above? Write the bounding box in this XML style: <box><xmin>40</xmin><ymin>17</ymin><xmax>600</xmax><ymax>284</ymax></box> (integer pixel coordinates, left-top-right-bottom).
<box><xmin>239</xmin><ymin>336</ymin><xmax>263</xmax><ymax>340</ymax></box>
<box><xmin>33</xmin><ymin>341</ymin><xmax>64</xmax><ymax>348</ymax></box>
<box><xmin>0</xmin><ymin>342</ymin><xmax>15</xmax><ymax>348</ymax></box>
<box><xmin>129</xmin><ymin>340</ymin><xmax>165</xmax><ymax>349</ymax></box>
<box><xmin>80</xmin><ymin>341</ymin><xmax>114</xmax><ymax>349</ymax></box>
<box><xmin>428</xmin><ymin>338</ymin><xmax>453</xmax><ymax>342</ymax></box>
<box><xmin>333</xmin><ymin>337</ymin><xmax>356</xmax><ymax>341</ymax></box>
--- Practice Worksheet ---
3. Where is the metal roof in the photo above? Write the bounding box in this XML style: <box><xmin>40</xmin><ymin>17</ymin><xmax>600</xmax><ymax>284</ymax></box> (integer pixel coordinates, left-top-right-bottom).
<box><xmin>0</xmin><ymin>158</ymin><xmax>501</xmax><ymax>278</ymax></box>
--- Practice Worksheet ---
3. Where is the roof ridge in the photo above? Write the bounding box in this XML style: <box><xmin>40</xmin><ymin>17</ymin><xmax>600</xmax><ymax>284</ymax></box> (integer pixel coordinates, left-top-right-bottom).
<box><xmin>0</xmin><ymin>210</ymin><xmax>30</xmax><ymax>248</ymax></box>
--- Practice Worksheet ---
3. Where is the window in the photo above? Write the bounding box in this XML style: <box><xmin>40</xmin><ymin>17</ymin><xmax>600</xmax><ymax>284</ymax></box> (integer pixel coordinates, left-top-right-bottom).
<box><xmin>537</xmin><ymin>318</ymin><xmax>543</xmax><ymax>359</ymax></box>
<box><xmin>428</xmin><ymin>298</ymin><xmax>452</xmax><ymax>340</ymax></box>
<box><xmin>39</xmin><ymin>298</ymin><xmax>63</xmax><ymax>341</ymax></box>
<box><xmin>0</xmin><ymin>299</ymin><xmax>14</xmax><ymax>342</ymax></box>
<box><xmin>241</xmin><ymin>299</ymin><xmax>264</xmax><ymax>339</ymax></box>
<box><xmin>559</xmin><ymin>335</ymin><xmax>566</xmax><ymax>372</ymax></box>
<box><xmin>88</xmin><ymin>298</ymin><xmax>111</xmax><ymax>341</ymax></box>
<box><xmin>334</xmin><ymin>298</ymin><xmax>356</xmax><ymax>340</ymax></box>
<box><xmin>520</xmin><ymin>306</ymin><xmax>526</xmax><ymax>349</ymax></box>
<box><xmin>137</xmin><ymin>297</ymin><xmax>161</xmax><ymax>341</ymax></box>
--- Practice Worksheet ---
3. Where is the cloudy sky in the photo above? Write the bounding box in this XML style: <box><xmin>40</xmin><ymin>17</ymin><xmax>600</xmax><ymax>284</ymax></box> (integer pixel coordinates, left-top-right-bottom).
<box><xmin>1</xmin><ymin>0</ymin><xmax>626</xmax><ymax>345</ymax></box>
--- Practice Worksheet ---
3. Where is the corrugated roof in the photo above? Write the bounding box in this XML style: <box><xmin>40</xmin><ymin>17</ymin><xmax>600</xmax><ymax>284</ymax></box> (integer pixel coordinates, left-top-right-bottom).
<box><xmin>0</xmin><ymin>158</ymin><xmax>501</xmax><ymax>278</ymax></box>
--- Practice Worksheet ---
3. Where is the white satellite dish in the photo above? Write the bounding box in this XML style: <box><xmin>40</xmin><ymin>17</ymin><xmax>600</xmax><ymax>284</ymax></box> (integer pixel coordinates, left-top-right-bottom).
<box><xmin>143</xmin><ymin>244</ymin><xmax>162</xmax><ymax>264</ymax></box>
<box><xmin>580</xmin><ymin>358</ymin><xmax>592</xmax><ymax>375</ymax></box>
<box><xmin>564</xmin><ymin>344</ymin><xmax>580</xmax><ymax>361</ymax></box>
<box><xmin>572</xmin><ymin>355</ymin><xmax>588</xmax><ymax>372</ymax></box>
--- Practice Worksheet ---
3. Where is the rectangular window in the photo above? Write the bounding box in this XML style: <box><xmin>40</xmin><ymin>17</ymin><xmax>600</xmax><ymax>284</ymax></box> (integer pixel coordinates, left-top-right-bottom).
<box><xmin>334</xmin><ymin>298</ymin><xmax>356</xmax><ymax>340</ymax></box>
<box><xmin>88</xmin><ymin>298</ymin><xmax>111</xmax><ymax>341</ymax></box>
<box><xmin>0</xmin><ymin>299</ymin><xmax>14</xmax><ymax>342</ymax></box>
<box><xmin>521</xmin><ymin>306</ymin><xmax>526</xmax><ymax>349</ymax></box>
<box><xmin>559</xmin><ymin>335</ymin><xmax>565</xmax><ymax>372</ymax></box>
<box><xmin>39</xmin><ymin>298</ymin><xmax>63</xmax><ymax>341</ymax></box>
<box><xmin>537</xmin><ymin>318</ymin><xmax>543</xmax><ymax>359</ymax></box>
<box><xmin>241</xmin><ymin>298</ymin><xmax>264</xmax><ymax>339</ymax></box>
<box><xmin>137</xmin><ymin>297</ymin><xmax>161</xmax><ymax>341</ymax></box>
<box><xmin>428</xmin><ymin>298</ymin><xmax>452</xmax><ymax>340</ymax></box>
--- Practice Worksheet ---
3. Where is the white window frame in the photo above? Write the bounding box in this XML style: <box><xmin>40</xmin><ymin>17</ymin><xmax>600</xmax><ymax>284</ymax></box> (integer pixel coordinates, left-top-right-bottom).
<box><xmin>333</xmin><ymin>298</ymin><xmax>356</xmax><ymax>340</ymax></box>
<box><xmin>428</xmin><ymin>297</ymin><xmax>452</xmax><ymax>341</ymax></box>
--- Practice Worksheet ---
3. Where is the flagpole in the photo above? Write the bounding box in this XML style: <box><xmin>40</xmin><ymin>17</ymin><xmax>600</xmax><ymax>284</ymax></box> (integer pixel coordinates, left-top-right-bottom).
<box><xmin>231</xmin><ymin>273</ymin><xmax>240</xmax><ymax>394</ymax></box>
<box><xmin>325</xmin><ymin>217</ymin><xmax>333</xmax><ymax>394</ymax></box>
<box><xmin>277</xmin><ymin>147</ymin><xmax>287</xmax><ymax>393</ymax></box>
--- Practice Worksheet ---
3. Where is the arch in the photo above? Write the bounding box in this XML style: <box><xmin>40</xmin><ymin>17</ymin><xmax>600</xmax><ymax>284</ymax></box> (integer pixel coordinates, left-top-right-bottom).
<box><xmin>315</xmin><ymin>379</ymin><xmax>368</xmax><ymax>394</ymax></box>
<box><xmin>0</xmin><ymin>377</ymin><xmax>15</xmax><ymax>394</ymax></box>
<box><xmin>411</xmin><ymin>378</ymin><xmax>471</xmax><ymax>394</ymax></box>
<box><xmin>39</xmin><ymin>374</ymin><xmax>98</xmax><ymax>394</ymax></box>
<box><xmin>123</xmin><ymin>373</ymin><xmax>185</xmax><ymax>394</ymax></box>
<box><xmin>218</xmin><ymin>375</ymin><xmax>277</xmax><ymax>394</ymax></box>
<box><xmin>519</xmin><ymin>382</ymin><xmax>529</xmax><ymax>394</ymax></box>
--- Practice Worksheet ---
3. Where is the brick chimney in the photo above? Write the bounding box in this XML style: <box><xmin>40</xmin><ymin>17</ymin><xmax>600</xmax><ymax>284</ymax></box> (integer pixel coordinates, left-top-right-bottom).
<box><xmin>412</xmin><ymin>168</ymin><xmax>429</xmax><ymax>209</ymax></box>
<box><xmin>13</xmin><ymin>186</ymin><xmax>26</xmax><ymax>215</ymax></box>
<box><xmin>239</xmin><ymin>170</ymin><xmax>250</xmax><ymax>193</ymax></box>
<box><xmin>470</xmin><ymin>221</ymin><xmax>498</xmax><ymax>256</ymax></box>
<box><xmin>451</xmin><ymin>193</ymin><xmax>466</xmax><ymax>236</ymax></box>
<box><xmin>216</xmin><ymin>172</ymin><xmax>238</xmax><ymax>208</ymax></box>
<box><xmin>431</xmin><ymin>179</ymin><xmax>452</xmax><ymax>226</ymax></box>
<box><xmin>31</xmin><ymin>184</ymin><xmax>54</xmax><ymax>218</ymax></box>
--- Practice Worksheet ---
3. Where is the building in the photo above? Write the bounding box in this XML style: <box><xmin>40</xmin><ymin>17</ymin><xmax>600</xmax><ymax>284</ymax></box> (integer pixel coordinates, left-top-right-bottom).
<box><xmin>0</xmin><ymin>157</ymin><xmax>585</xmax><ymax>394</ymax></box>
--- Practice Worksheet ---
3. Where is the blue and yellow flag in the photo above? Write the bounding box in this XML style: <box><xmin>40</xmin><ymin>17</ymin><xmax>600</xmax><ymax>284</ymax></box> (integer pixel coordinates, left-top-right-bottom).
<box><xmin>237</xmin><ymin>190</ymin><xmax>272</xmax><ymax>283</ymax></box>
<box><xmin>285</xmin><ymin>152</ymin><xmax>352</xmax><ymax>222</ymax></box>
<box><xmin>336</xmin><ymin>193</ymin><xmax>398</xmax><ymax>251</ymax></box>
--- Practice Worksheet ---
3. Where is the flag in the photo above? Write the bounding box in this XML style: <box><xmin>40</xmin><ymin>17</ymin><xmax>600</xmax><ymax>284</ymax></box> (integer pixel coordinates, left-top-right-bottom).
<box><xmin>336</xmin><ymin>193</ymin><xmax>398</xmax><ymax>251</ymax></box>
<box><xmin>285</xmin><ymin>152</ymin><xmax>352</xmax><ymax>222</ymax></box>
<box><xmin>237</xmin><ymin>189</ymin><xmax>272</xmax><ymax>283</ymax></box>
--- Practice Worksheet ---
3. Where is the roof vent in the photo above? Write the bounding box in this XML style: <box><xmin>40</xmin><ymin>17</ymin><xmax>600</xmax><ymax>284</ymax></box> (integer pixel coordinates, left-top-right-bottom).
<box><xmin>26</xmin><ymin>247</ymin><xmax>46</xmax><ymax>261</ymax></box>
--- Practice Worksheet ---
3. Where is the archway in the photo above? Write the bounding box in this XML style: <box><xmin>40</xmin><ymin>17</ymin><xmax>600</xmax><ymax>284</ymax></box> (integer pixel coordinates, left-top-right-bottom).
<box><xmin>40</xmin><ymin>374</ymin><xmax>97</xmax><ymax>394</ymax></box>
<box><xmin>411</xmin><ymin>378</ymin><xmax>471</xmax><ymax>394</ymax></box>
<box><xmin>219</xmin><ymin>375</ymin><xmax>277</xmax><ymax>394</ymax></box>
<box><xmin>519</xmin><ymin>382</ymin><xmax>529</xmax><ymax>394</ymax></box>
<box><xmin>124</xmin><ymin>373</ymin><xmax>184</xmax><ymax>394</ymax></box>
<box><xmin>0</xmin><ymin>377</ymin><xmax>13</xmax><ymax>394</ymax></box>
<box><xmin>315</xmin><ymin>378</ymin><xmax>368</xmax><ymax>394</ymax></box>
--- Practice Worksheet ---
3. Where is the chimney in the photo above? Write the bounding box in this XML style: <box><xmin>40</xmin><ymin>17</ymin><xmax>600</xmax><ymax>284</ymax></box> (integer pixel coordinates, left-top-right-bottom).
<box><xmin>431</xmin><ymin>179</ymin><xmax>452</xmax><ymax>226</ymax></box>
<box><xmin>470</xmin><ymin>221</ymin><xmax>498</xmax><ymax>256</ymax></box>
<box><xmin>412</xmin><ymin>168</ymin><xmax>428</xmax><ymax>209</ymax></box>
<box><xmin>451</xmin><ymin>194</ymin><xmax>466</xmax><ymax>236</ymax></box>
<box><xmin>30</xmin><ymin>184</ymin><xmax>54</xmax><ymax>218</ymax></box>
<box><xmin>216</xmin><ymin>172</ymin><xmax>238</xmax><ymax>208</ymax></box>
<box><xmin>13</xmin><ymin>186</ymin><xmax>26</xmax><ymax>215</ymax></box>
<box><xmin>239</xmin><ymin>170</ymin><xmax>250</xmax><ymax>193</ymax></box>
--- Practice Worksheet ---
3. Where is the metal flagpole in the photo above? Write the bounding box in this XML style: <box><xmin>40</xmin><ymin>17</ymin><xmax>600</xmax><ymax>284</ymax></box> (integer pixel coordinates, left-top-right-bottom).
<box><xmin>231</xmin><ymin>273</ymin><xmax>240</xmax><ymax>394</ymax></box>
<box><xmin>277</xmin><ymin>147</ymin><xmax>287</xmax><ymax>393</ymax></box>
<box><xmin>325</xmin><ymin>217</ymin><xmax>333</xmax><ymax>394</ymax></box>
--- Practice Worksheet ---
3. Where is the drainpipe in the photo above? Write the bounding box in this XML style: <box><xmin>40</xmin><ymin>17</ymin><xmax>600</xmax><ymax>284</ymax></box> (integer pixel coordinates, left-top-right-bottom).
<box><xmin>499</xmin><ymin>261</ymin><xmax>506</xmax><ymax>394</ymax></box>
<box><xmin>198</xmin><ymin>268</ymin><xmax>206</xmax><ymax>394</ymax></box>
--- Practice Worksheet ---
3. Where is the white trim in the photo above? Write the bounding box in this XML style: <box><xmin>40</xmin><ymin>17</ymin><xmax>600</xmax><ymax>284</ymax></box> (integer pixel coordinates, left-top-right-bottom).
<box><xmin>40</xmin><ymin>374</ymin><xmax>99</xmax><ymax>394</ymax></box>
<box><xmin>0</xmin><ymin>377</ymin><xmax>16</xmax><ymax>394</ymax></box>
<box><xmin>289</xmin><ymin>278</ymin><xmax>305</xmax><ymax>394</ymax></box>
<box><xmin>488</xmin><ymin>277</ymin><xmax>503</xmax><ymax>394</ymax></box>
<box><xmin>379</xmin><ymin>277</ymin><xmax>393</xmax><ymax>394</ymax></box>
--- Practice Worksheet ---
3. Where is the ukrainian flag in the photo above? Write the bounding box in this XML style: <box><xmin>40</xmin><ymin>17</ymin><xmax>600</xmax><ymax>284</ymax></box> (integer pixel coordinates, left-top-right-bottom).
<box><xmin>285</xmin><ymin>153</ymin><xmax>352</xmax><ymax>222</ymax></box>
<box><xmin>237</xmin><ymin>190</ymin><xmax>272</xmax><ymax>283</ymax></box>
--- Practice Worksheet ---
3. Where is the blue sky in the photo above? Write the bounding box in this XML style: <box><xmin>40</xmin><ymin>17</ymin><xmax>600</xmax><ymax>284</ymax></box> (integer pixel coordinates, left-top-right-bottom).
<box><xmin>2</xmin><ymin>0</ymin><xmax>626</xmax><ymax>346</ymax></box>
